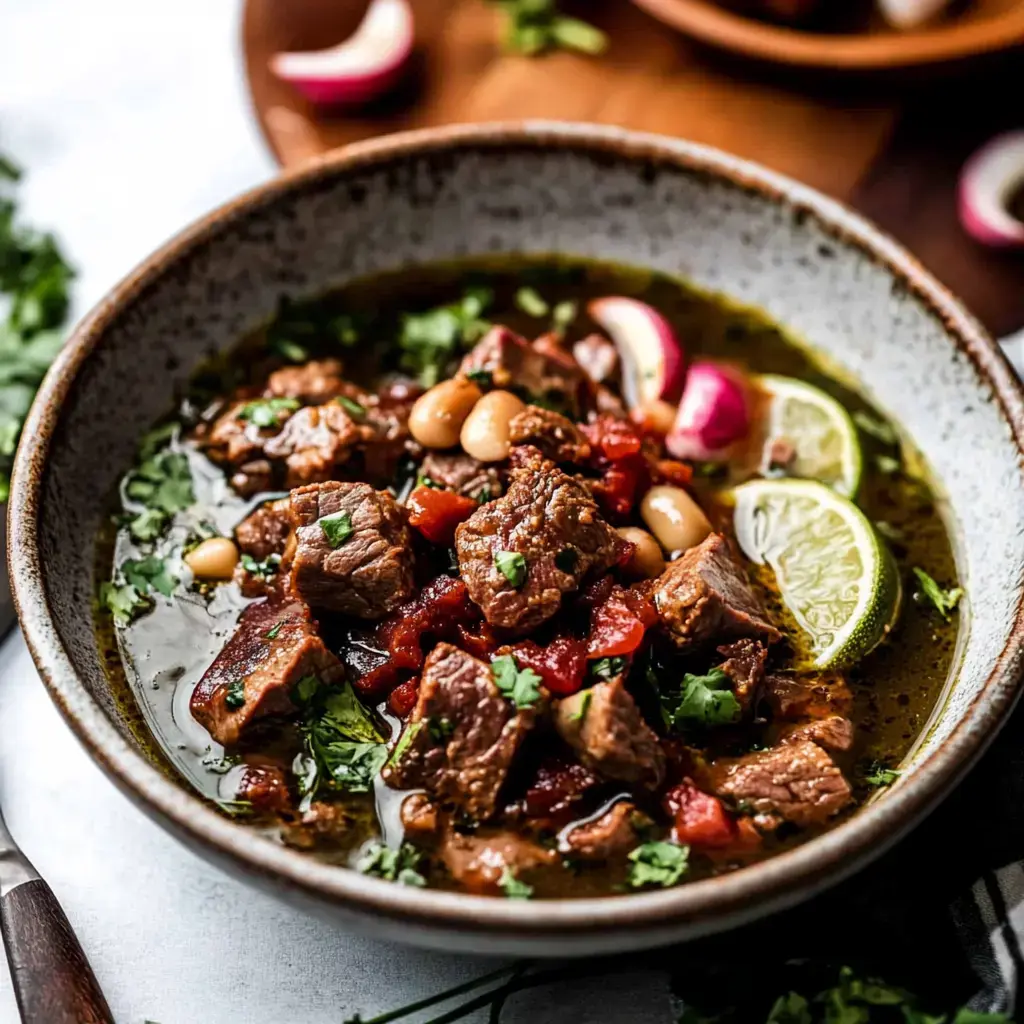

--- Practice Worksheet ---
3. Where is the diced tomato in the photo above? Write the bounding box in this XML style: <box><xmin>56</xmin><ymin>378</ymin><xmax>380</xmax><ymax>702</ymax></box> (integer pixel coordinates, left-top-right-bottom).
<box><xmin>509</xmin><ymin>635</ymin><xmax>588</xmax><ymax>696</ymax></box>
<box><xmin>587</xmin><ymin>583</ymin><xmax>658</xmax><ymax>659</ymax></box>
<box><xmin>663</xmin><ymin>780</ymin><xmax>737</xmax><ymax>849</ymax></box>
<box><xmin>590</xmin><ymin>459</ymin><xmax>643</xmax><ymax>520</ymax></box>
<box><xmin>406</xmin><ymin>486</ymin><xmax>478</xmax><ymax>546</ymax></box>
<box><xmin>734</xmin><ymin>816</ymin><xmax>763</xmax><ymax>849</ymax></box>
<box><xmin>388</xmin><ymin>679</ymin><xmax>419</xmax><ymax>718</ymax></box>
<box><xmin>455</xmin><ymin>621</ymin><xmax>501</xmax><ymax>659</ymax></box>
<box><xmin>582</xmin><ymin>415</ymin><xmax>644</xmax><ymax>461</ymax></box>
<box><xmin>523</xmin><ymin>758</ymin><xmax>599</xmax><ymax>826</ymax></box>
<box><xmin>355</xmin><ymin>576</ymin><xmax>478</xmax><ymax>698</ymax></box>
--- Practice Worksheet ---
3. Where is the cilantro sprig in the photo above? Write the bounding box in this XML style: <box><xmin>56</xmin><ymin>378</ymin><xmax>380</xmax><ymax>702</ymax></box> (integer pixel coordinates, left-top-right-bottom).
<box><xmin>399</xmin><ymin>287</ymin><xmax>493</xmax><ymax>387</ymax></box>
<box><xmin>357</xmin><ymin>841</ymin><xmax>426</xmax><ymax>887</ymax></box>
<box><xmin>912</xmin><ymin>567</ymin><xmax>963</xmax><ymax>621</ymax></box>
<box><xmin>491</xmin><ymin>654</ymin><xmax>543</xmax><ymax>710</ymax></box>
<box><xmin>490</xmin><ymin>0</ymin><xmax>608</xmax><ymax>57</ymax></box>
<box><xmin>655</xmin><ymin>665</ymin><xmax>742</xmax><ymax>730</ymax></box>
<box><xmin>626</xmin><ymin>841</ymin><xmax>689</xmax><ymax>889</ymax></box>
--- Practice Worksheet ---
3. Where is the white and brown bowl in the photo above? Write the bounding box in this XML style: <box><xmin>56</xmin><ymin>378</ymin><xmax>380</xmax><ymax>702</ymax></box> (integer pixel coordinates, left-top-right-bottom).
<box><xmin>9</xmin><ymin>122</ymin><xmax>1024</xmax><ymax>956</ymax></box>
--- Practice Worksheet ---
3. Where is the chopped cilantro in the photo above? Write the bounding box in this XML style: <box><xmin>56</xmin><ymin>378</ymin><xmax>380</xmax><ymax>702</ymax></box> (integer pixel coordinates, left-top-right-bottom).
<box><xmin>99</xmin><ymin>581</ymin><xmax>151</xmax><ymax>626</ymax></box>
<box><xmin>552</xmin><ymin>300</ymin><xmax>577</xmax><ymax>330</ymax></box>
<box><xmin>853</xmin><ymin>409</ymin><xmax>898</xmax><ymax>445</ymax></box>
<box><xmin>240</xmin><ymin>552</ymin><xmax>282</xmax><ymax>579</ymax></box>
<box><xmin>128</xmin><ymin>508</ymin><xmax>170</xmax><ymax>542</ymax></box>
<box><xmin>515</xmin><ymin>286</ymin><xmax>549</xmax><ymax>318</ymax></box>
<box><xmin>121</xmin><ymin>555</ymin><xmax>177</xmax><ymax>598</ymax></box>
<box><xmin>357</xmin><ymin>841</ymin><xmax>426</xmax><ymax>887</ymax></box>
<box><xmin>554</xmin><ymin>547</ymin><xmax>578</xmax><ymax>573</ymax></box>
<box><xmin>416</xmin><ymin>474</ymin><xmax>445</xmax><ymax>490</ymax></box>
<box><xmin>465</xmin><ymin>368</ymin><xmax>493</xmax><ymax>388</ymax></box>
<box><xmin>765</xmin><ymin>992</ymin><xmax>812</xmax><ymax>1023</ymax></box>
<box><xmin>335</xmin><ymin>394</ymin><xmax>366</xmax><ymax>419</ymax></box>
<box><xmin>863</xmin><ymin>762</ymin><xmax>901</xmax><ymax>787</ymax></box>
<box><xmin>657</xmin><ymin>666</ymin><xmax>742</xmax><ymax>730</ymax></box>
<box><xmin>386</xmin><ymin>721</ymin><xmax>423</xmax><ymax>769</ymax></box>
<box><xmin>912</xmin><ymin>567</ymin><xmax>963</xmax><ymax>620</ymax></box>
<box><xmin>491</xmin><ymin>0</ymin><xmax>608</xmax><ymax>56</ymax></box>
<box><xmin>475</xmin><ymin>485</ymin><xmax>492</xmax><ymax>503</ymax></box>
<box><xmin>237</xmin><ymin>397</ymin><xmax>299</xmax><ymax>429</ymax></box>
<box><xmin>590</xmin><ymin>656</ymin><xmax>627</xmax><ymax>680</ymax></box>
<box><xmin>626</xmin><ymin>841</ymin><xmax>689</xmax><ymax>889</ymax></box>
<box><xmin>498</xmin><ymin>866</ymin><xmax>533</xmax><ymax>899</ymax></box>
<box><xmin>264</xmin><ymin>620</ymin><xmax>285</xmax><ymax>640</ymax></box>
<box><xmin>319</xmin><ymin>510</ymin><xmax>354</xmax><ymax>548</ymax></box>
<box><xmin>491</xmin><ymin>654</ymin><xmax>543</xmax><ymax>710</ymax></box>
<box><xmin>125</xmin><ymin>450</ymin><xmax>194</xmax><ymax>520</ymax></box>
<box><xmin>494</xmin><ymin>550</ymin><xmax>527</xmax><ymax>588</ymax></box>
<box><xmin>293</xmin><ymin>674</ymin><xmax>320</xmax><ymax>705</ymax></box>
<box><xmin>427</xmin><ymin>716</ymin><xmax>455</xmax><ymax>744</ymax></box>
<box><xmin>570</xmin><ymin>689</ymin><xmax>592</xmax><ymax>723</ymax></box>
<box><xmin>399</xmin><ymin>287</ymin><xmax>493</xmax><ymax>386</ymax></box>
<box><xmin>224</xmin><ymin>680</ymin><xmax>246</xmax><ymax>710</ymax></box>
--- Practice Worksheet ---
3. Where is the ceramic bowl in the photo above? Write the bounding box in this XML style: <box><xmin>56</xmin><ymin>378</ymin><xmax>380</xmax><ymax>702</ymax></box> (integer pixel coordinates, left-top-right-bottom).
<box><xmin>10</xmin><ymin>122</ymin><xmax>1024</xmax><ymax>956</ymax></box>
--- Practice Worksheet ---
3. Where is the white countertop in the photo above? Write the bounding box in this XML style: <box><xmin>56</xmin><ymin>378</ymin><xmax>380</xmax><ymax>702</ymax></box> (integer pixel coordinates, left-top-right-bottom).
<box><xmin>0</xmin><ymin>3</ymin><xmax>672</xmax><ymax>1020</ymax></box>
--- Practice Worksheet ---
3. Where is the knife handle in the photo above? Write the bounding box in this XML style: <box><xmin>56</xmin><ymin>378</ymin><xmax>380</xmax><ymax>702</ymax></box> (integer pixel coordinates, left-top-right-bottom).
<box><xmin>1</xmin><ymin>878</ymin><xmax>113</xmax><ymax>1024</ymax></box>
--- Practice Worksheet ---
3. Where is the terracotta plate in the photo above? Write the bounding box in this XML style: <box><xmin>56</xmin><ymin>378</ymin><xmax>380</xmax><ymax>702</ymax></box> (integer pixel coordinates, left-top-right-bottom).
<box><xmin>631</xmin><ymin>0</ymin><xmax>1024</xmax><ymax>70</ymax></box>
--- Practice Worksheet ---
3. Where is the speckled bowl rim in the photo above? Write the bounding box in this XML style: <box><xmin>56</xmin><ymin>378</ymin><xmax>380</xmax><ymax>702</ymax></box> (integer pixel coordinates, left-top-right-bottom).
<box><xmin>10</xmin><ymin>122</ymin><xmax>1024</xmax><ymax>948</ymax></box>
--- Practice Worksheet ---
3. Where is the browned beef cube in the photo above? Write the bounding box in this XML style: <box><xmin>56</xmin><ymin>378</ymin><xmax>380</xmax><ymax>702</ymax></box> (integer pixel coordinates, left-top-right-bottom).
<box><xmin>264</xmin><ymin>404</ymin><xmax>373</xmax><ymax>488</ymax></box>
<box><xmin>265</xmin><ymin>359</ymin><xmax>347</xmax><ymax>404</ymax></box>
<box><xmin>419</xmin><ymin>451</ymin><xmax>503</xmax><ymax>501</ymax></box>
<box><xmin>780</xmin><ymin>715</ymin><xmax>854</xmax><ymax>753</ymax></box>
<box><xmin>459</xmin><ymin>326</ymin><xmax>589</xmax><ymax>417</ymax></box>
<box><xmin>705</xmin><ymin>741</ymin><xmax>852</xmax><ymax>827</ymax></box>
<box><xmin>509</xmin><ymin>405</ymin><xmax>592</xmax><ymax>464</ymax></box>
<box><xmin>400</xmin><ymin>793</ymin><xmax>441</xmax><ymax>840</ymax></box>
<box><xmin>235</xmin><ymin>499</ymin><xmax>292</xmax><ymax>562</ymax></box>
<box><xmin>572</xmin><ymin>334</ymin><xmax>619</xmax><ymax>385</ymax></box>
<box><xmin>203</xmin><ymin>399</ymin><xmax>293</xmax><ymax>482</ymax></box>
<box><xmin>718</xmin><ymin>639</ymin><xmax>768</xmax><ymax>712</ymax></box>
<box><xmin>455</xmin><ymin>446</ymin><xmax>628</xmax><ymax>634</ymax></box>
<box><xmin>236</xmin><ymin>764</ymin><xmax>293</xmax><ymax>815</ymax></box>
<box><xmin>763</xmin><ymin>672</ymin><xmax>852</xmax><ymax>720</ymax></box>
<box><xmin>554</xmin><ymin>678</ymin><xmax>665</xmax><ymax>790</ymax></box>
<box><xmin>439</xmin><ymin>827</ymin><xmax>556</xmax><ymax>894</ymax></box>
<box><xmin>289</xmin><ymin>481</ymin><xmax>414</xmax><ymax>618</ymax></box>
<box><xmin>561</xmin><ymin>801</ymin><xmax>648</xmax><ymax>862</ymax></box>
<box><xmin>190</xmin><ymin>596</ymin><xmax>342</xmax><ymax>746</ymax></box>
<box><xmin>383</xmin><ymin>643</ymin><xmax>535</xmax><ymax>820</ymax></box>
<box><xmin>654</xmin><ymin>534</ymin><xmax>781</xmax><ymax>650</ymax></box>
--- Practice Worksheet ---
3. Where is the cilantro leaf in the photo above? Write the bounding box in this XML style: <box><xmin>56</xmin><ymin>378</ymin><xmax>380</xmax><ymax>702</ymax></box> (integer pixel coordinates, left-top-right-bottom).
<box><xmin>357</xmin><ymin>841</ymin><xmax>426</xmax><ymax>887</ymax></box>
<box><xmin>626</xmin><ymin>841</ymin><xmax>689</xmax><ymax>889</ymax></box>
<box><xmin>465</xmin><ymin>368</ymin><xmax>493</xmax><ymax>388</ymax></box>
<box><xmin>427</xmin><ymin>716</ymin><xmax>455</xmax><ymax>744</ymax></box>
<box><xmin>657</xmin><ymin>666</ymin><xmax>741</xmax><ymax>730</ymax></box>
<box><xmin>224</xmin><ymin>680</ymin><xmax>246</xmax><ymax>710</ymax></box>
<box><xmin>863</xmin><ymin>762</ymin><xmax>901</xmax><ymax>787</ymax></box>
<box><xmin>591</xmin><ymin>655</ymin><xmax>627</xmax><ymax>680</ymax></box>
<box><xmin>492</xmin><ymin>0</ymin><xmax>608</xmax><ymax>56</ymax></box>
<box><xmin>128</xmin><ymin>508</ymin><xmax>170</xmax><ymax>542</ymax></box>
<box><xmin>335</xmin><ymin>394</ymin><xmax>366</xmax><ymax>419</ymax></box>
<box><xmin>912</xmin><ymin>567</ymin><xmax>962</xmax><ymax>620</ymax></box>
<box><xmin>237</xmin><ymin>397</ymin><xmax>299</xmax><ymax>429</ymax></box>
<box><xmin>494</xmin><ymin>550</ymin><xmax>527</xmax><ymax>588</ymax></box>
<box><xmin>552</xmin><ymin>300</ymin><xmax>577</xmax><ymax>330</ymax></box>
<box><xmin>121</xmin><ymin>555</ymin><xmax>177</xmax><ymax>598</ymax></box>
<box><xmin>766</xmin><ymin>993</ymin><xmax>812</xmax><ymax>1024</ymax></box>
<box><xmin>570</xmin><ymin>689</ymin><xmax>592</xmax><ymax>723</ymax></box>
<box><xmin>386</xmin><ymin>720</ymin><xmax>423</xmax><ymax>770</ymax></box>
<box><xmin>99</xmin><ymin>581</ymin><xmax>151</xmax><ymax>626</ymax></box>
<box><xmin>491</xmin><ymin>654</ymin><xmax>542</xmax><ymax>710</ymax></box>
<box><xmin>240</xmin><ymin>552</ymin><xmax>282</xmax><ymax>579</ymax></box>
<box><xmin>515</xmin><ymin>286</ymin><xmax>549</xmax><ymax>317</ymax></box>
<box><xmin>265</xmin><ymin>620</ymin><xmax>285</xmax><ymax>640</ymax></box>
<box><xmin>399</xmin><ymin>288</ymin><xmax>493</xmax><ymax>386</ymax></box>
<box><xmin>498</xmin><ymin>866</ymin><xmax>533</xmax><ymax>899</ymax></box>
<box><xmin>125</xmin><ymin>450</ymin><xmax>194</xmax><ymax>518</ymax></box>
<box><xmin>319</xmin><ymin>510</ymin><xmax>354</xmax><ymax>548</ymax></box>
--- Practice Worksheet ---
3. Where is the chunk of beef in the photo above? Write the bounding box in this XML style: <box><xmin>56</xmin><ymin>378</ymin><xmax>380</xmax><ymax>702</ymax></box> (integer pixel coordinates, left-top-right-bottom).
<box><xmin>440</xmin><ymin>827</ymin><xmax>557</xmax><ymax>894</ymax></box>
<box><xmin>265</xmin><ymin>359</ymin><xmax>347</xmax><ymax>404</ymax></box>
<box><xmin>718</xmin><ymin>639</ymin><xmax>768</xmax><ymax>711</ymax></box>
<box><xmin>202</xmin><ymin>400</ymin><xmax>292</xmax><ymax>495</ymax></box>
<box><xmin>573</xmin><ymin>334</ymin><xmax>619</xmax><ymax>385</ymax></box>
<box><xmin>561</xmin><ymin>801</ymin><xmax>647</xmax><ymax>861</ymax></box>
<box><xmin>282</xmin><ymin>800</ymin><xmax>366</xmax><ymax>850</ymax></box>
<box><xmin>554</xmin><ymin>678</ymin><xmax>665</xmax><ymax>790</ymax></box>
<box><xmin>235</xmin><ymin>499</ymin><xmax>292</xmax><ymax>562</ymax></box>
<box><xmin>705</xmin><ymin>741</ymin><xmax>852</xmax><ymax>827</ymax></box>
<box><xmin>190</xmin><ymin>596</ymin><xmax>342</xmax><ymax>746</ymax></box>
<box><xmin>236</xmin><ymin>764</ymin><xmax>293</xmax><ymax>815</ymax></box>
<box><xmin>383</xmin><ymin>643</ymin><xmax>536</xmax><ymax>820</ymax></box>
<box><xmin>519</xmin><ymin>757</ymin><xmax>599</xmax><ymax>830</ymax></box>
<box><xmin>654</xmin><ymin>534</ymin><xmax>781</xmax><ymax>650</ymax></box>
<box><xmin>780</xmin><ymin>715</ymin><xmax>854</xmax><ymax>753</ymax></box>
<box><xmin>289</xmin><ymin>481</ymin><xmax>414</xmax><ymax>618</ymax></box>
<box><xmin>420</xmin><ymin>451</ymin><xmax>503</xmax><ymax>501</ymax></box>
<box><xmin>460</xmin><ymin>326</ymin><xmax>589</xmax><ymax>417</ymax></box>
<box><xmin>264</xmin><ymin>403</ymin><xmax>374</xmax><ymax>488</ymax></box>
<box><xmin>400</xmin><ymin>793</ymin><xmax>441</xmax><ymax>840</ymax></box>
<box><xmin>455</xmin><ymin>446</ymin><xmax>628</xmax><ymax>634</ymax></box>
<box><xmin>764</xmin><ymin>672</ymin><xmax>852</xmax><ymax>720</ymax></box>
<box><xmin>359</xmin><ymin>384</ymin><xmax>419</xmax><ymax>484</ymax></box>
<box><xmin>509</xmin><ymin>405</ymin><xmax>592</xmax><ymax>464</ymax></box>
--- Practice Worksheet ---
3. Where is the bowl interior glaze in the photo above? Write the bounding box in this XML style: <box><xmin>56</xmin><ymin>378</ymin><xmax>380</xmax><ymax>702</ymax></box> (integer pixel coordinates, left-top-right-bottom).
<box><xmin>11</xmin><ymin>123</ymin><xmax>1024</xmax><ymax>956</ymax></box>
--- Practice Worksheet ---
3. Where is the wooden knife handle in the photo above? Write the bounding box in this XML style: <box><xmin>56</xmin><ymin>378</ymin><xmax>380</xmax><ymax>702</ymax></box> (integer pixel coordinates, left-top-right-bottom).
<box><xmin>1</xmin><ymin>878</ymin><xmax>113</xmax><ymax>1024</ymax></box>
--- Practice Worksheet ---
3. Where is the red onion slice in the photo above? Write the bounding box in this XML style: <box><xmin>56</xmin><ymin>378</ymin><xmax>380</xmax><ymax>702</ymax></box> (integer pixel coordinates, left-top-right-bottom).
<box><xmin>666</xmin><ymin>361</ymin><xmax>751</xmax><ymax>462</ymax></box>
<box><xmin>958</xmin><ymin>131</ymin><xmax>1024</xmax><ymax>249</ymax></box>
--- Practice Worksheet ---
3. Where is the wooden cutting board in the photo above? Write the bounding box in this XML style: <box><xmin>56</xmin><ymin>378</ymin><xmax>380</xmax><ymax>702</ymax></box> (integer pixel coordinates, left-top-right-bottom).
<box><xmin>242</xmin><ymin>0</ymin><xmax>1024</xmax><ymax>336</ymax></box>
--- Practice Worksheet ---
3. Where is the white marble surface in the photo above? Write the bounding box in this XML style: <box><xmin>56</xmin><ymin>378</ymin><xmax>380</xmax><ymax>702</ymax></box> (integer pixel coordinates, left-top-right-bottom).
<box><xmin>0</xmin><ymin>2</ymin><xmax>673</xmax><ymax>1021</ymax></box>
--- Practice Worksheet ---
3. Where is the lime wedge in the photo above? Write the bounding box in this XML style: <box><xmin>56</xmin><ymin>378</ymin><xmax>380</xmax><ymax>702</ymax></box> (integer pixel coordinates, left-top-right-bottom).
<box><xmin>756</xmin><ymin>374</ymin><xmax>862</xmax><ymax>499</ymax></box>
<box><xmin>732</xmin><ymin>478</ymin><xmax>901</xmax><ymax>669</ymax></box>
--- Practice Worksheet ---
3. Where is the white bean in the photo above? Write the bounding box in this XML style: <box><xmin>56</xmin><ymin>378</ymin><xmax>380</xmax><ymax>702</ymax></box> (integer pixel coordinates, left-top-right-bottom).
<box><xmin>185</xmin><ymin>537</ymin><xmax>239</xmax><ymax>580</ymax></box>
<box><xmin>408</xmin><ymin>378</ymin><xmax>483</xmax><ymax>449</ymax></box>
<box><xmin>460</xmin><ymin>390</ymin><xmax>525</xmax><ymax>463</ymax></box>
<box><xmin>616</xmin><ymin>526</ymin><xmax>667</xmax><ymax>579</ymax></box>
<box><xmin>640</xmin><ymin>485</ymin><xmax>712</xmax><ymax>555</ymax></box>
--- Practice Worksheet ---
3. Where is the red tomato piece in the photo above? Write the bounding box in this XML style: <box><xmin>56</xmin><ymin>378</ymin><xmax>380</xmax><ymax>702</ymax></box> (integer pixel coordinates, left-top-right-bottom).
<box><xmin>388</xmin><ymin>679</ymin><xmax>419</xmax><ymax>718</ymax></box>
<box><xmin>509</xmin><ymin>636</ymin><xmax>588</xmax><ymax>696</ymax></box>
<box><xmin>587</xmin><ymin>584</ymin><xmax>657</xmax><ymax>659</ymax></box>
<box><xmin>455</xmin><ymin>621</ymin><xmax>501</xmax><ymax>660</ymax></box>
<box><xmin>582</xmin><ymin>415</ymin><xmax>644</xmax><ymax>461</ymax></box>
<box><xmin>406</xmin><ymin>486</ymin><xmax>478</xmax><ymax>546</ymax></box>
<box><xmin>523</xmin><ymin>758</ymin><xmax>599</xmax><ymax>826</ymax></box>
<box><xmin>664</xmin><ymin>780</ymin><xmax>737</xmax><ymax>849</ymax></box>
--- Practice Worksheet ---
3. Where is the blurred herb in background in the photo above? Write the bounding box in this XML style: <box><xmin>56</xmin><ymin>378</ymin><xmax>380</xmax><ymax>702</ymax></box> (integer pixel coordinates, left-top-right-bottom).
<box><xmin>490</xmin><ymin>0</ymin><xmax>608</xmax><ymax>56</ymax></box>
<box><xmin>0</xmin><ymin>151</ymin><xmax>74</xmax><ymax>500</ymax></box>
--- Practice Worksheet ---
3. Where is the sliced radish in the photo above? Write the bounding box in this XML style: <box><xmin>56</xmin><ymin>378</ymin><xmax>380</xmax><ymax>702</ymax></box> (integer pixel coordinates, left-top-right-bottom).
<box><xmin>958</xmin><ymin>132</ymin><xmax>1024</xmax><ymax>249</ymax></box>
<box><xmin>666</xmin><ymin>361</ymin><xmax>751</xmax><ymax>462</ymax></box>
<box><xmin>270</xmin><ymin>0</ymin><xmax>414</xmax><ymax>108</ymax></box>
<box><xmin>587</xmin><ymin>297</ymin><xmax>685</xmax><ymax>409</ymax></box>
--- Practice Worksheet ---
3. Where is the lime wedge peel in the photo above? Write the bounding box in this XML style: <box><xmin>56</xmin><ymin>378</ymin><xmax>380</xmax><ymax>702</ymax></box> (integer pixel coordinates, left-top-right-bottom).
<box><xmin>732</xmin><ymin>478</ymin><xmax>901</xmax><ymax>669</ymax></box>
<box><xmin>756</xmin><ymin>374</ymin><xmax>863</xmax><ymax>499</ymax></box>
